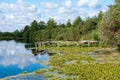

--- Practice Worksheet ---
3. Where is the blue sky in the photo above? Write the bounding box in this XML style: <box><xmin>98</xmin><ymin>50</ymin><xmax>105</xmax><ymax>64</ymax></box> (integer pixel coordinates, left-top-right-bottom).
<box><xmin>0</xmin><ymin>0</ymin><xmax>114</xmax><ymax>32</ymax></box>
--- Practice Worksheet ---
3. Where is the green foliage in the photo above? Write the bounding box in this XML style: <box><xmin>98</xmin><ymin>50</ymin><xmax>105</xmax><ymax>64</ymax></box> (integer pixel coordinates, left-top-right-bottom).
<box><xmin>115</xmin><ymin>0</ymin><xmax>120</xmax><ymax>4</ymax></box>
<box><xmin>97</xmin><ymin>11</ymin><xmax>103</xmax><ymax>22</ymax></box>
<box><xmin>72</xmin><ymin>16</ymin><xmax>83</xmax><ymax>27</ymax></box>
<box><xmin>13</xmin><ymin>30</ymin><xmax>23</xmax><ymax>38</ymax></box>
<box><xmin>47</xmin><ymin>18</ymin><xmax>57</xmax><ymax>29</ymax></box>
<box><xmin>22</xmin><ymin>71</ymin><xmax>28</xmax><ymax>74</ymax></box>
<box><xmin>66</xmin><ymin>19</ymin><xmax>72</xmax><ymax>27</ymax></box>
<box><xmin>0</xmin><ymin>13</ymin><xmax>101</xmax><ymax>42</ymax></box>
<box><xmin>48</xmin><ymin>47</ymin><xmax>120</xmax><ymax>80</ymax></box>
<box><xmin>83</xmin><ymin>30</ymin><xmax>100</xmax><ymax>40</ymax></box>
<box><xmin>38</xmin><ymin>21</ymin><xmax>46</xmax><ymax>30</ymax></box>
<box><xmin>39</xmin><ymin>47</ymin><xmax>99</xmax><ymax>54</ymax></box>
<box><xmin>99</xmin><ymin>3</ymin><xmax>120</xmax><ymax>46</ymax></box>
<box><xmin>0</xmin><ymin>8</ymin><xmax>110</xmax><ymax>44</ymax></box>
<box><xmin>34</xmin><ymin>69</ymin><xmax>47</xmax><ymax>74</ymax></box>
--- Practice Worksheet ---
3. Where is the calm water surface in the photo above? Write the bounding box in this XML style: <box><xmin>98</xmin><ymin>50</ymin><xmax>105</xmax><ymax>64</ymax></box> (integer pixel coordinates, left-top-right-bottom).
<box><xmin>0</xmin><ymin>40</ymin><xmax>49</xmax><ymax>78</ymax></box>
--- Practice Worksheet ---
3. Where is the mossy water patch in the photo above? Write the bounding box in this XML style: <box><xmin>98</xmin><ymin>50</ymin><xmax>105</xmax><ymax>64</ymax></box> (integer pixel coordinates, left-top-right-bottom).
<box><xmin>44</xmin><ymin>47</ymin><xmax>120</xmax><ymax>79</ymax></box>
<box><xmin>34</xmin><ymin>69</ymin><xmax>47</xmax><ymax>75</ymax></box>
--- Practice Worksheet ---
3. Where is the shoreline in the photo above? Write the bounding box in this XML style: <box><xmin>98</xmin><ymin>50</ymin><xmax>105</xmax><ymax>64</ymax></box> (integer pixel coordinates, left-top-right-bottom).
<box><xmin>1</xmin><ymin>47</ymin><xmax>120</xmax><ymax>80</ymax></box>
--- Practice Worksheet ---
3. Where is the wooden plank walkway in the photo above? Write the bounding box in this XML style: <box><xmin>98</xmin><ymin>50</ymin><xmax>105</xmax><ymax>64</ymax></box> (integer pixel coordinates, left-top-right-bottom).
<box><xmin>35</xmin><ymin>40</ymin><xmax>99</xmax><ymax>47</ymax></box>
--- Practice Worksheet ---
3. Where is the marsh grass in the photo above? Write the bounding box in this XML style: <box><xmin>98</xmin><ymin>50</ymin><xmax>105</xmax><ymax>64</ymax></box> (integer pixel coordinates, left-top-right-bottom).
<box><xmin>34</xmin><ymin>69</ymin><xmax>47</xmax><ymax>74</ymax></box>
<box><xmin>38</xmin><ymin>46</ymin><xmax>120</xmax><ymax>79</ymax></box>
<box><xmin>36</xmin><ymin>46</ymin><xmax>120</xmax><ymax>79</ymax></box>
<box><xmin>39</xmin><ymin>46</ymin><xmax>99</xmax><ymax>54</ymax></box>
<box><xmin>22</xmin><ymin>71</ymin><xmax>28</xmax><ymax>75</ymax></box>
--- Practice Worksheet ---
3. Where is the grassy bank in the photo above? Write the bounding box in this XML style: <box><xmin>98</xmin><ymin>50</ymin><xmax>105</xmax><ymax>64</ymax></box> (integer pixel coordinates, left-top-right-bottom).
<box><xmin>38</xmin><ymin>46</ymin><xmax>120</xmax><ymax>80</ymax></box>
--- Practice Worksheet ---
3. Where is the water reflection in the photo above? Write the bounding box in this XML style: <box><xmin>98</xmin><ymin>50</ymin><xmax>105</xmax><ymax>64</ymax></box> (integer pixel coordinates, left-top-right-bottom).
<box><xmin>0</xmin><ymin>40</ymin><xmax>49</xmax><ymax>78</ymax></box>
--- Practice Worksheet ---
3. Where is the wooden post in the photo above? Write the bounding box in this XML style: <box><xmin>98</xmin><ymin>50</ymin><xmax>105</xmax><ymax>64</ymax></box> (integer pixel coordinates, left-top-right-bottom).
<box><xmin>66</xmin><ymin>41</ymin><xmax>69</xmax><ymax>47</ymax></box>
<box><xmin>39</xmin><ymin>42</ymin><xmax>42</xmax><ymax>47</ymax></box>
<box><xmin>57</xmin><ymin>42</ymin><xmax>59</xmax><ymax>47</ymax></box>
<box><xmin>35</xmin><ymin>42</ymin><xmax>38</xmax><ymax>49</ymax></box>
<box><xmin>76</xmin><ymin>42</ymin><xmax>79</xmax><ymax>46</ymax></box>
<box><xmin>34</xmin><ymin>42</ymin><xmax>38</xmax><ymax>53</ymax></box>
<box><xmin>88</xmin><ymin>42</ymin><xmax>90</xmax><ymax>47</ymax></box>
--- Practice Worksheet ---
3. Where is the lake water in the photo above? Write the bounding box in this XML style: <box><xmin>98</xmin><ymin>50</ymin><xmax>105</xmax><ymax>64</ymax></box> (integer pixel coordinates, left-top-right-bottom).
<box><xmin>0</xmin><ymin>40</ymin><xmax>49</xmax><ymax>78</ymax></box>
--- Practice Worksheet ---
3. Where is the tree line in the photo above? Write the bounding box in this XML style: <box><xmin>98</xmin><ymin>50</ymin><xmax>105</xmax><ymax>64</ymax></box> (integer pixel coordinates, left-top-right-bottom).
<box><xmin>0</xmin><ymin>14</ymin><xmax>102</xmax><ymax>41</ymax></box>
<box><xmin>0</xmin><ymin>0</ymin><xmax>119</xmax><ymax>48</ymax></box>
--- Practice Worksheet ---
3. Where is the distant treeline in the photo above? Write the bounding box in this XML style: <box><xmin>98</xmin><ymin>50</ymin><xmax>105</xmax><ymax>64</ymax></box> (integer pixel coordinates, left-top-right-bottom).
<box><xmin>0</xmin><ymin>12</ymin><xmax>102</xmax><ymax>42</ymax></box>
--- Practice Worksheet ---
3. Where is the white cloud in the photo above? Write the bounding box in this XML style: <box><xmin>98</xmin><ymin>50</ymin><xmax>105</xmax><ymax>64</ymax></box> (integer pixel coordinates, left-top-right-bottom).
<box><xmin>0</xmin><ymin>0</ymin><xmax>111</xmax><ymax>32</ymax></box>
<box><xmin>17</xmin><ymin>0</ymin><xmax>23</xmax><ymax>3</ymax></box>
<box><xmin>58</xmin><ymin>0</ymin><xmax>72</xmax><ymax>14</ymax></box>
<box><xmin>40</xmin><ymin>2</ymin><xmax>58</xmax><ymax>9</ymax></box>
<box><xmin>0</xmin><ymin>2</ymin><xmax>13</xmax><ymax>10</ymax></box>
<box><xmin>6</xmin><ymin>14</ymin><xmax>15</xmax><ymax>19</ymax></box>
<box><xmin>0</xmin><ymin>0</ymin><xmax>41</xmax><ymax>32</ymax></box>
<box><xmin>77</xmin><ymin>0</ymin><xmax>98</xmax><ymax>8</ymax></box>
<box><xmin>58</xmin><ymin>7</ymin><xmax>78</xmax><ymax>14</ymax></box>
<box><xmin>57</xmin><ymin>5</ymin><xmax>99</xmax><ymax>23</ymax></box>
<box><xmin>62</xmin><ymin>0</ymin><xmax>72</xmax><ymax>8</ymax></box>
<box><xmin>58</xmin><ymin>7</ymin><xmax>66</xmax><ymax>14</ymax></box>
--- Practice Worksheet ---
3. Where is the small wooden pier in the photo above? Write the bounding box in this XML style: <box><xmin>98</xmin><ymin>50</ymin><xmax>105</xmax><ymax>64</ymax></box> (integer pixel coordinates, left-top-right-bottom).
<box><xmin>35</xmin><ymin>40</ymin><xmax>99</xmax><ymax>47</ymax></box>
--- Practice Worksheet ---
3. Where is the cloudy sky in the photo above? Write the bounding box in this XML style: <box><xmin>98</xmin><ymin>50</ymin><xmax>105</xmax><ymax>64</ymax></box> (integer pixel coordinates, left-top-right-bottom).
<box><xmin>0</xmin><ymin>0</ymin><xmax>114</xmax><ymax>32</ymax></box>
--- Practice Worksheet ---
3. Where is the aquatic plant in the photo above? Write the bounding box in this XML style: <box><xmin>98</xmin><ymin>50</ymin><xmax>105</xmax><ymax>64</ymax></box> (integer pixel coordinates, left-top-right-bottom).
<box><xmin>46</xmin><ymin>47</ymin><xmax>120</xmax><ymax>79</ymax></box>
<box><xmin>37</xmin><ymin>46</ymin><xmax>120</xmax><ymax>79</ymax></box>
<box><xmin>22</xmin><ymin>71</ymin><xmax>28</xmax><ymax>75</ymax></box>
<box><xmin>34</xmin><ymin>69</ymin><xmax>47</xmax><ymax>74</ymax></box>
